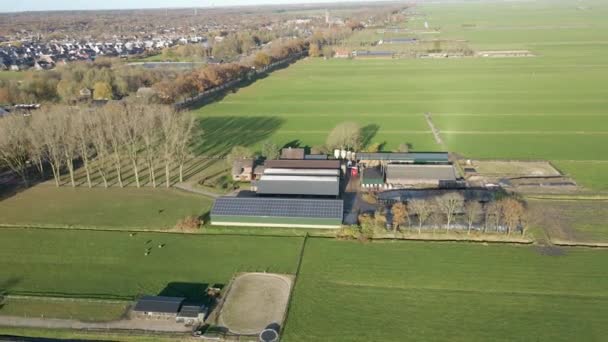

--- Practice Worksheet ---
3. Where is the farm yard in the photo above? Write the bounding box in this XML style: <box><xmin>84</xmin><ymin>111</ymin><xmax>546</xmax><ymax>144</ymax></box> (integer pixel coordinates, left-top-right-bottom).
<box><xmin>283</xmin><ymin>238</ymin><xmax>608</xmax><ymax>342</ymax></box>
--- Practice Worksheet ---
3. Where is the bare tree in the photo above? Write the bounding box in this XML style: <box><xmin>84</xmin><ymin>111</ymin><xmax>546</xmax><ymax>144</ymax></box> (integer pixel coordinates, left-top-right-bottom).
<box><xmin>464</xmin><ymin>200</ymin><xmax>483</xmax><ymax>235</ymax></box>
<box><xmin>485</xmin><ymin>201</ymin><xmax>503</xmax><ymax>233</ymax></box>
<box><xmin>141</xmin><ymin>108</ymin><xmax>162</xmax><ymax>188</ymax></box>
<box><xmin>104</xmin><ymin>106</ymin><xmax>125</xmax><ymax>188</ymax></box>
<box><xmin>435</xmin><ymin>193</ymin><xmax>464</xmax><ymax>231</ymax></box>
<box><xmin>119</xmin><ymin>103</ymin><xmax>144</xmax><ymax>188</ymax></box>
<box><xmin>89</xmin><ymin>109</ymin><xmax>111</xmax><ymax>188</ymax></box>
<box><xmin>409</xmin><ymin>199</ymin><xmax>432</xmax><ymax>233</ymax></box>
<box><xmin>62</xmin><ymin>108</ymin><xmax>80</xmax><ymax>187</ymax></box>
<box><xmin>173</xmin><ymin>113</ymin><xmax>196</xmax><ymax>183</ymax></box>
<box><xmin>391</xmin><ymin>202</ymin><xmax>409</xmax><ymax>234</ymax></box>
<box><xmin>73</xmin><ymin>109</ymin><xmax>94</xmax><ymax>188</ymax></box>
<box><xmin>159</xmin><ymin>109</ymin><xmax>176</xmax><ymax>188</ymax></box>
<box><xmin>26</xmin><ymin>121</ymin><xmax>46</xmax><ymax>177</ymax></box>
<box><xmin>36</xmin><ymin>108</ymin><xmax>66</xmax><ymax>187</ymax></box>
<box><xmin>326</xmin><ymin>121</ymin><xmax>361</xmax><ymax>151</ymax></box>
<box><xmin>501</xmin><ymin>198</ymin><xmax>526</xmax><ymax>235</ymax></box>
<box><xmin>0</xmin><ymin>114</ymin><xmax>30</xmax><ymax>186</ymax></box>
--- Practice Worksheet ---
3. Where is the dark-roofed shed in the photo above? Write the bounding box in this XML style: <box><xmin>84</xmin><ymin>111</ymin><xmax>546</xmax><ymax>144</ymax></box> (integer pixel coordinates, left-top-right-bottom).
<box><xmin>132</xmin><ymin>296</ymin><xmax>185</xmax><ymax>318</ymax></box>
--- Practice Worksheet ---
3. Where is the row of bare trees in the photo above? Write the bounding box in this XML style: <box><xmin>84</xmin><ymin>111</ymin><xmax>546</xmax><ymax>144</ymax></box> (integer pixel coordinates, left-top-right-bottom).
<box><xmin>0</xmin><ymin>101</ymin><xmax>195</xmax><ymax>189</ymax></box>
<box><xmin>359</xmin><ymin>193</ymin><xmax>527</xmax><ymax>236</ymax></box>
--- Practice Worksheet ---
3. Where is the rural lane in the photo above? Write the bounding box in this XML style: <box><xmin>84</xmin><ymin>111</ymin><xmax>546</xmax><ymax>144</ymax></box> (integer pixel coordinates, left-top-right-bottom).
<box><xmin>0</xmin><ymin>315</ymin><xmax>192</xmax><ymax>333</ymax></box>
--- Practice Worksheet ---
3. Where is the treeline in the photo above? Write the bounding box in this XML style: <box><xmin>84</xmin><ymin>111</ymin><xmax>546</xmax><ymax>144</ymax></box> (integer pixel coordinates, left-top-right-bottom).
<box><xmin>345</xmin><ymin>193</ymin><xmax>527</xmax><ymax>240</ymax></box>
<box><xmin>153</xmin><ymin>38</ymin><xmax>308</xmax><ymax>104</ymax></box>
<box><xmin>0</xmin><ymin>101</ymin><xmax>194</xmax><ymax>189</ymax></box>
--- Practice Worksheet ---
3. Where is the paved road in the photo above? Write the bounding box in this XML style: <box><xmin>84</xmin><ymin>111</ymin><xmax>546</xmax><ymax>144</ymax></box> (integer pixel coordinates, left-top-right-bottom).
<box><xmin>0</xmin><ymin>315</ymin><xmax>192</xmax><ymax>333</ymax></box>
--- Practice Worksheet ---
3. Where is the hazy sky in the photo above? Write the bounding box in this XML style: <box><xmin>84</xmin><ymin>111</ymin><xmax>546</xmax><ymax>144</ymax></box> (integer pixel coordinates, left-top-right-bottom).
<box><xmin>1</xmin><ymin>0</ymin><xmax>391</xmax><ymax>13</ymax></box>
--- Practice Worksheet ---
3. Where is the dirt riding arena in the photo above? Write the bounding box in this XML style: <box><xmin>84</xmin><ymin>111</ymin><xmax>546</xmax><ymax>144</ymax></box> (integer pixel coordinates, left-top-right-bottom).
<box><xmin>217</xmin><ymin>273</ymin><xmax>293</xmax><ymax>336</ymax></box>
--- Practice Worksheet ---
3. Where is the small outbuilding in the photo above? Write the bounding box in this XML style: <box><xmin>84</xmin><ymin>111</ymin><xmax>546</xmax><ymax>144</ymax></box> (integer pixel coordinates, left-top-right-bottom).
<box><xmin>280</xmin><ymin>147</ymin><xmax>305</xmax><ymax>160</ymax></box>
<box><xmin>132</xmin><ymin>296</ymin><xmax>185</xmax><ymax>319</ymax></box>
<box><xmin>232</xmin><ymin>159</ymin><xmax>254</xmax><ymax>182</ymax></box>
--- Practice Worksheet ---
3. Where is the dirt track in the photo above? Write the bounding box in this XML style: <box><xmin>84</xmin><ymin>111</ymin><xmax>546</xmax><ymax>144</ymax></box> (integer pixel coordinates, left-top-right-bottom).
<box><xmin>218</xmin><ymin>273</ymin><xmax>292</xmax><ymax>335</ymax></box>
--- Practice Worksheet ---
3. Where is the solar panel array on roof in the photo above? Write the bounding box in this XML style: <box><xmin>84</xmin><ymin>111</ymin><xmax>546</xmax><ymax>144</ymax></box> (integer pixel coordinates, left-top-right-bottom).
<box><xmin>211</xmin><ymin>197</ymin><xmax>343</xmax><ymax>219</ymax></box>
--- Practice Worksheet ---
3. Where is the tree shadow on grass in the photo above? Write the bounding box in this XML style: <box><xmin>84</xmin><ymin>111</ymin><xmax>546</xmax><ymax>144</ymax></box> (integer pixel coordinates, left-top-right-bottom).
<box><xmin>194</xmin><ymin>116</ymin><xmax>284</xmax><ymax>156</ymax></box>
<box><xmin>360</xmin><ymin>124</ymin><xmax>380</xmax><ymax>149</ymax></box>
<box><xmin>158</xmin><ymin>282</ymin><xmax>225</xmax><ymax>316</ymax></box>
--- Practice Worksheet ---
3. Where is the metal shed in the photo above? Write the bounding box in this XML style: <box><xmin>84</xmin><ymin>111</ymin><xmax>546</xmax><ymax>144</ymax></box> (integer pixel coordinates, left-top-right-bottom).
<box><xmin>357</xmin><ymin>152</ymin><xmax>449</xmax><ymax>164</ymax></box>
<box><xmin>256</xmin><ymin>175</ymin><xmax>340</xmax><ymax>197</ymax></box>
<box><xmin>386</xmin><ymin>164</ymin><xmax>457</xmax><ymax>186</ymax></box>
<box><xmin>132</xmin><ymin>296</ymin><xmax>185</xmax><ymax>318</ymax></box>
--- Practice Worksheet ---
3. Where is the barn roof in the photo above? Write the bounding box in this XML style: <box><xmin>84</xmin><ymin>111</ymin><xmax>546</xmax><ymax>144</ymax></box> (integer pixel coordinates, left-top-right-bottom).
<box><xmin>264</xmin><ymin>159</ymin><xmax>340</xmax><ymax>170</ymax></box>
<box><xmin>386</xmin><ymin>164</ymin><xmax>456</xmax><ymax>182</ymax></box>
<box><xmin>211</xmin><ymin>197</ymin><xmax>344</xmax><ymax>220</ymax></box>
<box><xmin>256</xmin><ymin>175</ymin><xmax>340</xmax><ymax>196</ymax></box>
<box><xmin>357</xmin><ymin>152</ymin><xmax>449</xmax><ymax>164</ymax></box>
<box><xmin>133</xmin><ymin>296</ymin><xmax>185</xmax><ymax>314</ymax></box>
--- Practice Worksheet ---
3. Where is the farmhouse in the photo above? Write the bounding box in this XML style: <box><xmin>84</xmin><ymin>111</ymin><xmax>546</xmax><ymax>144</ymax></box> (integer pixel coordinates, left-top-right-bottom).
<box><xmin>210</xmin><ymin>197</ymin><xmax>344</xmax><ymax>228</ymax></box>
<box><xmin>385</xmin><ymin>164</ymin><xmax>457</xmax><ymax>186</ymax></box>
<box><xmin>232</xmin><ymin>159</ymin><xmax>254</xmax><ymax>181</ymax></box>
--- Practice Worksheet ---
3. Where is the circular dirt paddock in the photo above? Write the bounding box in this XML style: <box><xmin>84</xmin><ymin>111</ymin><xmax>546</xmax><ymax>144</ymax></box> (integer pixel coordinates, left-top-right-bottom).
<box><xmin>218</xmin><ymin>273</ymin><xmax>292</xmax><ymax>335</ymax></box>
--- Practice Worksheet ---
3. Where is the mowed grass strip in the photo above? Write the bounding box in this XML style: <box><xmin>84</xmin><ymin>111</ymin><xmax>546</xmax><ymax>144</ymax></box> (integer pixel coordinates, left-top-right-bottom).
<box><xmin>0</xmin><ymin>185</ymin><xmax>212</xmax><ymax>230</ymax></box>
<box><xmin>0</xmin><ymin>228</ymin><xmax>302</xmax><ymax>299</ymax></box>
<box><xmin>0</xmin><ymin>327</ymin><xmax>189</xmax><ymax>342</ymax></box>
<box><xmin>0</xmin><ymin>297</ymin><xmax>129</xmax><ymax>322</ymax></box>
<box><xmin>283</xmin><ymin>238</ymin><xmax>608</xmax><ymax>342</ymax></box>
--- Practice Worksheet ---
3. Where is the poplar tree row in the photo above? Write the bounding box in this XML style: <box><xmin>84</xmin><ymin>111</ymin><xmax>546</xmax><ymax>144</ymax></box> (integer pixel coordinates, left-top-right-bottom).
<box><xmin>0</xmin><ymin>101</ymin><xmax>195</xmax><ymax>189</ymax></box>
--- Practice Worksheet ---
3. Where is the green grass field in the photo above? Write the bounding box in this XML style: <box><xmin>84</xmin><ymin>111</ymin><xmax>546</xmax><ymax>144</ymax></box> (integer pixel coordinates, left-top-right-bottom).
<box><xmin>0</xmin><ymin>228</ymin><xmax>302</xmax><ymax>299</ymax></box>
<box><xmin>283</xmin><ymin>238</ymin><xmax>608</xmax><ymax>341</ymax></box>
<box><xmin>192</xmin><ymin>0</ymin><xmax>608</xmax><ymax>190</ymax></box>
<box><xmin>0</xmin><ymin>186</ymin><xmax>212</xmax><ymax>230</ymax></box>
<box><xmin>0</xmin><ymin>297</ymin><xmax>128</xmax><ymax>322</ymax></box>
<box><xmin>528</xmin><ymin>198</ymin><xmax>608</xmax><ymax>244</ymax></box>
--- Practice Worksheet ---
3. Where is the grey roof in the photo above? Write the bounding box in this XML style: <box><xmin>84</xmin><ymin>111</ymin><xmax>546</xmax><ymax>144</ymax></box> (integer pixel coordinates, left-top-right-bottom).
<box><xmin>386</xmin><ymin>164</ymin><xmax>456</xmax><ymax>182</ymax></box>
<box><xmin>354</xmin><ymin>50</ymin><xmax>394</xmax><ymax>56</ymax></box>
<box><xmin>211</xmin><ymin>197</ymin><xmax>344</xmax><ymax>219</ymax></box>
<box><xmin>384</xmin><ymin>38</ymin><xmax>417</xmax><ymax>43</ymax></box>
<box><xmin>357</xmin><ymin>152</ymin><xmax>449</xmax><ymax>163</ymax></box>
<box><xmin>133</xmin><ymin>296</ymin><xmax>185</xmax><ymax>314</ymax></box>
<box><xmin>263</xmin><ymin>168</ymin><xmax>340</xmax><ymax>177</ymax></box>
<box><xmin>256</xmin><ymin>175</ymin><xmax>340</xmax><ymax>196</ymax></box>
<box><xmin>304</xmin><ymin>154</ymin><xmax>328</xmax><ymax>160</ymax></box>
<box><xmin>265</xmin><ymin>160</ymin><xmax>340</xmax><ymax>170</ymax></box>
<box><xmin>178</xmin><ymin>305</ymin><xmax>202</xmax><ymax>318</ymax></box>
